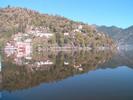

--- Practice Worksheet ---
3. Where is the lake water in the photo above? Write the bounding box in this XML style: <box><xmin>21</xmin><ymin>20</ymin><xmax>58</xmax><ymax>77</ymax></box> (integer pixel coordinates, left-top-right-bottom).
<box><xmin>0</xmin><ymin>49</ymin><xmax>133</xmax><ymax>100</ymax></box>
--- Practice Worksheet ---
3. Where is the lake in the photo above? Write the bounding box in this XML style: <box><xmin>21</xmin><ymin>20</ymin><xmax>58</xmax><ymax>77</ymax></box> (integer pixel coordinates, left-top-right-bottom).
<box><xmin>0</xmin><ymin>49</ymin><xmax>133</xmax><ymax>100</ymax></box>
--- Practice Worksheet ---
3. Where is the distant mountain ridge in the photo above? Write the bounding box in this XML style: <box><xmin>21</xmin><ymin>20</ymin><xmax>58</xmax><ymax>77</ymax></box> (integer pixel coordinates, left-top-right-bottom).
<box><xmin>96</xmin><ymin>25</ymin><xmax>123</xmax><ymax>38</ymax></box>
<box><xmin>96</xmin><ymin>25</ymin><xmax>133</xmax><ymax>45</ymax></box>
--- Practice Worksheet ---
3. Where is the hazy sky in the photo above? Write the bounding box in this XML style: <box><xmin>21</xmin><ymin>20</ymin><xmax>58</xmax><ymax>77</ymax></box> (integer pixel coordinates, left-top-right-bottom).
<box><xmin>0</xmin><ymin>0</ymin><xmax>133</xmax><ymax>28</ymax></box>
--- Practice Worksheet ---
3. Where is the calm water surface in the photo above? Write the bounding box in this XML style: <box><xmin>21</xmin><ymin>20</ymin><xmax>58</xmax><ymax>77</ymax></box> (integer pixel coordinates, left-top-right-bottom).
<box><xmin>0</xmin><ymin>50</ymin><xmax>133</xmax><ymax>100</ymax></box>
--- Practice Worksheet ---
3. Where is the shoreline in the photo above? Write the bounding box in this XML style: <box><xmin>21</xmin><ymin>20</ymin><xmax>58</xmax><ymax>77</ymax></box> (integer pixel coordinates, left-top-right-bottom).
<box><xmin>34</xmin><ymin>46</ymin><xmax>116</xmax><ymax>52</ymax></box>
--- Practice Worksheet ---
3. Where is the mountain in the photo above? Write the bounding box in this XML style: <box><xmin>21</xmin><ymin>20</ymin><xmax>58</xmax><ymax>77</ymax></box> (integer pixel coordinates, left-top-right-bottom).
<box><xmin>0</xmin><ymin>7</ymin><xmax>115</xmax><ymax>49</ymax></box>
<box><xmin>96</xmin><ymin>25</ymin><xmax>123</xmax><ymax>39</ymax></box>
<box><xmin>96</xmin><ymin>25</ymin><xmax>133</xmax><ymax>45</ymax></box>
<box><xmin>118</xmin><ymin>26</ymin><xmax>133</xmax><ymax>45</ymax></box>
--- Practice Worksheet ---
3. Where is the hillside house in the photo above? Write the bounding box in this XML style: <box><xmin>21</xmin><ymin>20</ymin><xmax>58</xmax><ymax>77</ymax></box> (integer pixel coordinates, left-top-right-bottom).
<box><xmin>16</xmin><ymin>40</ymin><xmax>32</xmax><ymax>58</ymax></box>
<box><xmin>64</xmin><ymin>32</ymin><xmax>70</xmax><ymax>36</ymax></box>
<box><xmin>35</xmin><ymin>32</ymin><xmax>53</xmax><ymax>38</ymax></box>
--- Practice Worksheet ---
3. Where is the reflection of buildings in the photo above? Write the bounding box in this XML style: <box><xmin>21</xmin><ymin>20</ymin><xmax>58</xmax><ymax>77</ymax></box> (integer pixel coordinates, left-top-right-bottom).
<box><xmin>5</xmin><ymin>43</ymin><xmax>32</xmax><ymax>66</ymax></box>
<box><xmin>4</xmin><ymin>43</ymin><xmax>15</xmax><ymax>57</ymax></box>
<box><xmin>5</xmin><ymin>42</ymin><xmax>32</xmax><ymax>66</ymax></box>
<box><xmin>4</xmin><ymin>43</ymin><xmax>55</xmax><ymax>69</ymax></box>
<box><xmin>36</xmin><ymin>60</ymin><xmax>53</xmax><ymax>67</ymax></box>
<box><xmin>29</xmin><ymin>60</ymin><xmax>54</xmax><ymax>71</ymax></box>
<box><xmin>74</xmin><ymin>64</ymin><xmax>83</xmax><ymax>71</ymax></box>
<box><xmin>2</xmin><ymin>50</ymin><xmax>114</xmax><ymax>91</ymax></box>
<box><xmin>64</xmin><ymin>62</ymin><xmax>69</xmax><ymax>65</ymax></box>
<box><xmin>4</xmin><ymin>46</ymin><xmax>55</xmax><ymax>68</ymax></box>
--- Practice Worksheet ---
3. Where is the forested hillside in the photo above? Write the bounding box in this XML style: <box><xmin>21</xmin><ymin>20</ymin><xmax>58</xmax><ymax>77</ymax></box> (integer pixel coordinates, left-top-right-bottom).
<box><xmin>0</xmin><ymin>7</ymin><xmax>115</xmax><ymax>49</ymax></box>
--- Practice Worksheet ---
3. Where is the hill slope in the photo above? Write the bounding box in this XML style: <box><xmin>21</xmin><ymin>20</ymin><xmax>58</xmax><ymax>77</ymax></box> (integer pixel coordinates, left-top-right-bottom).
<box><xmin>0</xmin><ymin>7</ymin><xmax>115</xmax><ymax>49</ymax></box>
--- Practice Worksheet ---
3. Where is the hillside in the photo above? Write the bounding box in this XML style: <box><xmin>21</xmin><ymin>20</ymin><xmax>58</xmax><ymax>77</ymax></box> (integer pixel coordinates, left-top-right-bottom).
<box><xmin>0</xmin><ymin>7</ymin><xmax>115</xmax><ymax>49</ymax></box>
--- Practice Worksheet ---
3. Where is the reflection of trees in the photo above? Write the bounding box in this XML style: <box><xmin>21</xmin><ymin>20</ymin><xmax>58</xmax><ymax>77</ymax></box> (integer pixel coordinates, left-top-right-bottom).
<box><xmin>2</xmin><ymin>50</ymin><xmax>113</xmax><ymax>91</ymax></box>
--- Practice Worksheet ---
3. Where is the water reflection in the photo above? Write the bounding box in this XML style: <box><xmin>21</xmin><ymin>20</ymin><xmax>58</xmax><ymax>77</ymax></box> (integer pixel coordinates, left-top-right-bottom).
<box><xmin>101</xmin><ymin>49</ymin><xmax>133</xmax><ymax>69</ymax></box>
<box><xmin>1</xmin><ymin>50</ymin><xmax>113</xmax><ymax>91</ymax></box>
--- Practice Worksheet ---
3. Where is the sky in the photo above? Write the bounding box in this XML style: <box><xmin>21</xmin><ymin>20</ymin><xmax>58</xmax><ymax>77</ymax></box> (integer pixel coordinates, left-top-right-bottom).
<box><xmin>0</xmin><ymin>0</ymin><xmax>133</xmax><ymax>28</ymax></box>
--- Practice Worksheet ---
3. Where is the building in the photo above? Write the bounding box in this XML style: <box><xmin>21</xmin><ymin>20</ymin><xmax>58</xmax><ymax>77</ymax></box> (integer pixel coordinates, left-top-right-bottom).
<box><xmin>78</xmin><ymin>25</ymin><xmax>83</xmax><ymax>30</ymax></box>
<box><xmin>13</xmin><ymin>32</ymin><xmax>23</xmax><ymax>42</ymax></box>
<box><xmin>35</xmin><ymin>32</ymin><xmax>53</xmax><ymax>38</ymax></box>
<box><xmin>64</xmin><ymin>32</ymin><xmax>69</xmax><ymax>36</ymax></box>
<box><xmin>16</xmin><ymin>41</ymin><xmax>32</xmax><ymax>58</ymax></box>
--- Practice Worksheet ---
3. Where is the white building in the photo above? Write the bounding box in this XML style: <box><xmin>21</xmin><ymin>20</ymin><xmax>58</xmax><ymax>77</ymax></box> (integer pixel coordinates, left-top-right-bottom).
<box><xmin>13</xmin><ymin>32</ymin><xmax>23</xmax><ymax>42</ymax></box>
<box><xmin>35</xmin><ymin>32</ymin><xmax>53</xmax><ymax>38</ymax></box>
<box><xmin>78</xmin><ymin>25</ymin><xmax>83</xmax><ymax>30</ymax></box>
<box><xmin>64</xmin><ymin>33</ymin><xmax>69</xmax><ymax>36</ymax></box>
<box><xmin>74</xmin><ymin>29</ymin><xmax>80</xmax><ymax>32</ymax></box>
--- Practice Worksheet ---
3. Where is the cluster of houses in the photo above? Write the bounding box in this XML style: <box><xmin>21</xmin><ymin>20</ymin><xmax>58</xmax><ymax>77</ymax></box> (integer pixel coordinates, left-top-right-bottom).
<box><xmin>4</xmin><ymin>25</ymin><xmax>56</xmax><ymax>57</ymax></box>
<box><xmin>3</xmin><ymin>25</ymin><xmax>88</xmax><ymax>71</ymax></box>
<box><xmin>26</xmin><ymin>26</ymin><xmax>54</xmax><ymax>38</ymax></box>
<box><xmin>4</xmin><ymin>26</ymin><xmax>55</xmax><ymax>66</ymax></box>
<box><xmin>5</xmin><ymin>32</ymin><xmax>32</xmax><ymax>58</ymax></box>
<box><xmin>4</xmin><ymin>24</ymin><xmax>86</xmax><ymax>55</ymax></box>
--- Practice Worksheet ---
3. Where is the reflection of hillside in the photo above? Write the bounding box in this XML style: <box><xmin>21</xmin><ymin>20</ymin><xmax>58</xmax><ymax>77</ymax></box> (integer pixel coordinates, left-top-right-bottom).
<box><xmin>2</xmin><ymin>50</ymin><xmax>113</xmax><ymax>91</ymax></box>
<box><xmin>0</xmin><ymin>73</ymin><xmax>2</xmax><ymax>89</ymax></box>
<box><xmin>100</xmin><ymin>50</ymin><xmax>133</xmax><ymax>69</ymax></box>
